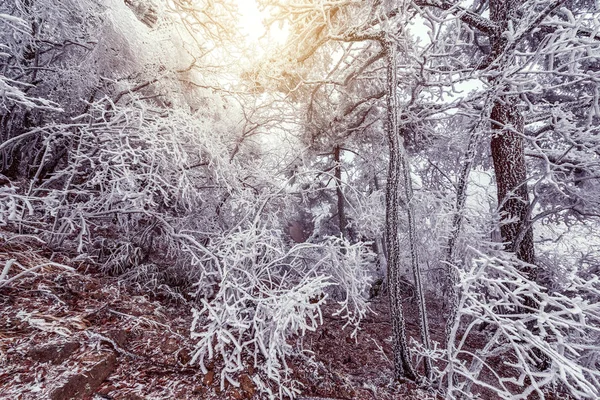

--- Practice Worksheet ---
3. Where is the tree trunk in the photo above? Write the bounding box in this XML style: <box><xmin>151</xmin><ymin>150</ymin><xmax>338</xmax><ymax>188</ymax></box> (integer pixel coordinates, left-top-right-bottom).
<box><xmin>489</xmin><ymin>0</ymin><xmax>536</xmax><ymax>272</ymax></box>
<box><xmin>490</xmin><ymin>99</ymin><xmax>535</xmax><ymax>266</ymax></box>
<box><xmin>384</xmin><ymin>42</ymin><xmax>417</xmax><ymax>382</ymax></box>
<box><xmin>385</xmin><ymin>39</ymin><xmax>434</xmax><ymax>381</ymax></box>
<box><xmin>333</xmin><ymin>145</ymin><xmax>349</xmax><ymax>240</ymax></box>
<box><xmin>399</xmin><ymin>122</ymin><xmax>434</xmax><ymax>379</ymax></box>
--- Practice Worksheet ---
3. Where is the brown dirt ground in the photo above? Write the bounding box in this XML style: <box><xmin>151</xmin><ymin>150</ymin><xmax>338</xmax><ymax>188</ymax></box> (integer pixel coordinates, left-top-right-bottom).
<box><xmin>0</xmin><ymin>237</ymin><xmax>488</xmax><ymax>400</ymax></box>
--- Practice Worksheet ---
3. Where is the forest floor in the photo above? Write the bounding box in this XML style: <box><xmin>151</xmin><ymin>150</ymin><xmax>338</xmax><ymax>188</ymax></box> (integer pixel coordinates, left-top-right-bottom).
<box><xmin>1</xmin><ymin>237</ymin><xmax>443</xmax><ymax>400</ymax></box>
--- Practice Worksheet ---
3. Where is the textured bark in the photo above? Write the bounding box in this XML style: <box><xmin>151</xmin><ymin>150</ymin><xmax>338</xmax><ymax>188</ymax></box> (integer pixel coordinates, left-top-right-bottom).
<box><xmin>487</xmin><ymin>0</ymin><xmax>550</xmax><ymax>374</ymax></box>
<box><xmin>489</xmin><ymin>0</ymin><xmax>536</xmax><ymax>273</ymax></box>
<box><xmin>334</xmin><ymin>145</ymin><xmax>349</xmax><ymax>240</ymax></box>
<box><xmin>443</xmin><ymin>91</ymin><xmax>499</xmax><ymax>341</ymax></box>
<box><xmin>443</xmin><ymin>129</ymin><xmax>480</xmax><ymax>387</ymax></box>
<box><xmin>384</xmin><ymin>43</ymin><xmax>417</xmax><ymax>382</ymax></box>
<box><xmin>400</xmin><ymin>123</ymin><xmax>434</xmax><ymax>380</ymax></box>
<box><xmin>490</xmin><ymin>99</ymin><xmax>535</xmax><ymax>267</ymax></box>
<box><xmin>444</xmin><ymin>130</ymin><xmax>478</xmax><ymax>316</ymax></box>
<box><xmin>385</xmin><ymin>41</ymin><xmax>433</xmax><ymax>380</ymax></box>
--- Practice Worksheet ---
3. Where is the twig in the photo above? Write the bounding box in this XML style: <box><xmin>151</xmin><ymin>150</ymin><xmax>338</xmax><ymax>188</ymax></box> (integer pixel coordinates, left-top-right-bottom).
<box><xmin>371</xmin><ymin>337</ymin><xmax>392</xmax><ymax>365</ymax></box>
<box><xmin>0</xmin><ymin>261</ymin><xmax>74</xmax><ymax>288</ymax></box>
<box><xmin>85</xmin><ymin>330</ymin><xmax>140</xmax><ymax>359</ymax></box>
<box><xmin>108</xmin><ymin>309</ymin><xmax>185</xmax><ymax>340</ymax></box>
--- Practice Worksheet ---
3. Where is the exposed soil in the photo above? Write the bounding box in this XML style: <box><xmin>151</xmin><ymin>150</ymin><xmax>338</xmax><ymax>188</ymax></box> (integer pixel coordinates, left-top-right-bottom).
<box><xmin>1</xmin><ymin>237</ymin><xmax>443</xmax><ymax>400</ymax></box>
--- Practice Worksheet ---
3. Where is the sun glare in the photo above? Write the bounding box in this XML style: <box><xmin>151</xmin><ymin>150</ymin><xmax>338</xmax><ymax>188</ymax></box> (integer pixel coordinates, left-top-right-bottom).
<box><xmin>237</xmin><ymin>1</ymin><xmax>264</xmax><ymax>41</ymax></box>
<box><xmin>236</xmin><ymin>0</ymin><xmax>288</xmax><ymax>48</ymax></box>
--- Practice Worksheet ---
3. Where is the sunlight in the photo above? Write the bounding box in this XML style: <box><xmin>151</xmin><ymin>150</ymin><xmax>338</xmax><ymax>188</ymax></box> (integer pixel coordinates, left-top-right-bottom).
<box><xmin>237</xmin><ymin>1</ymin><xmax>264</xmax><ymax>41</ymax></box>
<box><xmin>236</xmin><ymin>0</ymin><xmax>288</xmax><ymax>48</ymax></box>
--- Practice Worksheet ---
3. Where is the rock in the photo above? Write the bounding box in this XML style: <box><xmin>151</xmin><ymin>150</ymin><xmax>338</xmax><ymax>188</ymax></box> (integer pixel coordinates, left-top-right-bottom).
<box><xmin>203</xmin><ymin>370</ymin><xmax>214</xmax><ymax>386</ymax></box>
<box><xmin>160</xmin><ymin>337</ymin><xmax>178</xmax><ymax>354</ymax></box>
<box><xmin>239</xmin><ymin>374</ymin><xmax>256</xmax><ymax>397</ymax></box>
<box><xmin>107</xmin><ymin>329</ymin><xmax>128</xmax><ymax>347</ymax></box>
<box><xmin>27</xmin><ymin>341</ymin><xmax>80</xmax><ymax>365</ymax></box>
<box><xmin>230</xmin><ymin>388</ymin><xmax>244</xmax><ymax>399</ymax></box>
<box><xmin>49</xmin><ymin>352</ymin><xmax>117</xmax><ymax>400</ymax></box>
<box><xmin>96</xmin><ymin>384</ymin><xmax>117</xmax><ymax>397</ymax></box>
<box><xmin>192</xmin><ymin>385</ymin><xmax>205</xmax><ymax>395</ymax></box>
<box><xmin>176</xmin><ymin>349</ymin><xmax>191</xmax><ymax>365</ymax></box>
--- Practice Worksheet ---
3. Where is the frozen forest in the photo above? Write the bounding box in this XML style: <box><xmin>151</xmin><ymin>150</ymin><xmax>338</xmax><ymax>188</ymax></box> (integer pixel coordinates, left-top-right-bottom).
<box><xmin>1</xmin><ymin>0</ymin><xmax>600</xmax><ymax>398</ymax></box>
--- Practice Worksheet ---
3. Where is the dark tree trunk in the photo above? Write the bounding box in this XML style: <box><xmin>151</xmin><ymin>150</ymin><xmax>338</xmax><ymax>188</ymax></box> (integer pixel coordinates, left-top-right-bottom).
<box><xmin>489</xmin><ymin>7</ymin><xmax>551</xmax><ymax>375</ymax></box>
<box><xmin>489</xmin><ymin>0</ymin><xmax>536</xmax><ymax>273</ymax></box>
<box><xmin>333</xmin><ymin>145</ymin><xmax>349</xmax><ymax>240</ymax></box>
<box><xmin>490</xmin><ymin>100</ymin><xmax>535</xmax><ymax>266</ymax></box>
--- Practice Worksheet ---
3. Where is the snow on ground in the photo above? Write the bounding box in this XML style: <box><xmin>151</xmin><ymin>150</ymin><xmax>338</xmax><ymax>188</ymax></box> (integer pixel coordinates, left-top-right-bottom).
<box><xmin>1</xmin><ymin>234</ymin><xmax>437</xmax><ymax>400</ymax></box>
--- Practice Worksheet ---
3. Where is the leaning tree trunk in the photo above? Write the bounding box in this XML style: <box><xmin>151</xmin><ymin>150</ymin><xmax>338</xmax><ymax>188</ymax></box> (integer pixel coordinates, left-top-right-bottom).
<box><xmin>489</xmin><ymin>0</ymin><xmax>536</xmax><ymax>275</ymax></box>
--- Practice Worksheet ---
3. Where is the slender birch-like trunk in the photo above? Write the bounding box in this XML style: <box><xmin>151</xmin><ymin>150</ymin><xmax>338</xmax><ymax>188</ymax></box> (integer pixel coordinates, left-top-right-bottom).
<box><xmin>334</xmin><ymin>145</ymin><xmax>349</xmax><ymax>240</ymax></box>
<box><xmin>384</xmin><ymin>41</ymin><xmax>417</xmax><ymax>382</ymax></box>
<box><xmin>385</xmin><ymin>40</ymin><xmax>433</xmax><ymax>381</ymax></box>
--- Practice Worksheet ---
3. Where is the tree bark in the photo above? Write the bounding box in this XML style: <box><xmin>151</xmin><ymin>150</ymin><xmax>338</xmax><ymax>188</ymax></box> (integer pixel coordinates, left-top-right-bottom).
<box><xmin>385</xmin><ymin>44</ymin><xmax>417</xmax><ymax>380</ymax></box>
<box><xmin>333</xmin><ymin>145</ymin><xmax>349</xmax><ymax>240</ymax></box>
<box><xmin>488</xmin><ymin>2</ymin><xmax>550</xmax><ymax>374</ymax></box>
<box><xmin>384</xmin><ymin>42</ymin><xmax>418</xmax><ymax>382</ymax></box>
<box><xmin>489</xmin><ymin>0</ymin><xmax>536</xmax><ymax>272</ymax></box>
<box><xmin>490</xmin><ymin>99</ymin><xmax>535</xmax><ymax>266</ymax></box>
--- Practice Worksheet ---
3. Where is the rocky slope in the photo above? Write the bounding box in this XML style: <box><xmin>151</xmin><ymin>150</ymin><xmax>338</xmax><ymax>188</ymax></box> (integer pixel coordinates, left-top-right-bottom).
<box><xmin>1</xmin><ymin>236</ymin><xmax>438</xmax><ymax>399</ymax></box>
